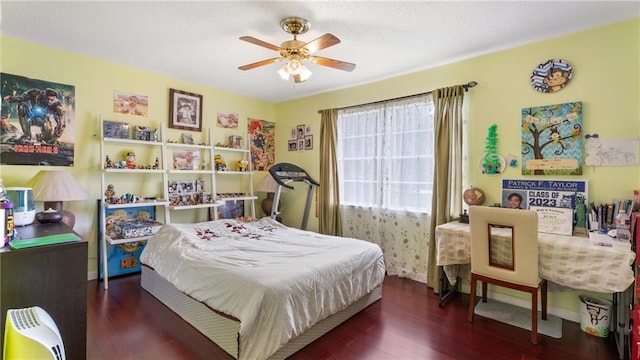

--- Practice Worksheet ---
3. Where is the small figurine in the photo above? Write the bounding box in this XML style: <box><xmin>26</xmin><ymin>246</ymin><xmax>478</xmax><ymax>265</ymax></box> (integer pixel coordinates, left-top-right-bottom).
<box><xmin>214</xmin><ymin>154</ymin><xmax>226</xmax><ymax>171</ymax></box>
<box><xmin>105</xmin><ymin>155</ymin><xmax>113</xmax><ymax>169</ymax></box>
<box><xmin>126</xmin><ymin>151</ymin><xmax>136</xmax><ymax>169</ymax></box>
<box><xmin>152</xmin><ymin>157</ymin><xmax>159</xmax><ymax>170</ymax></box>
<box><xmin>236</xmin><ymin>159</ymin><xmax>249</xmax><ymax>172</ymax></box>
<box><xmin>105</xmin><ymin>184</ymin><xmax>115</xmax><ymax>204</ymax></box>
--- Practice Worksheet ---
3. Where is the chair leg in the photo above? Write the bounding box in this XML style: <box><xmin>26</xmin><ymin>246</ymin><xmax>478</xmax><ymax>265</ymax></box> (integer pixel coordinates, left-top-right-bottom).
<box><xmin>468</xmin><ymin>275</ymin><xmax>477</xmax><ymax>322</ymax></box>
<box><xmin>531</xmin><ymin>290</ymin><xmax>538</xmax><ymax>344</ymax></box>
<box><xmin>541</xmin><ymin>280</ymin><xmax>548</xmax><ymax>320</ymax></box>
<box><xmin>481</xmin><ymin>282</ymin><xmax>488</xmax><ymax>302</ymax></box>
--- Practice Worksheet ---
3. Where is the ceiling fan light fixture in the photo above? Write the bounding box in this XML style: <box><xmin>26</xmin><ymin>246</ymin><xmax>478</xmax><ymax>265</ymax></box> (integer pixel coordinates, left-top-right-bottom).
<box><xmin>277</xmin><ymin>66</ymin><xmax>290</xmax><ymax>80</ymax></box>
<box><xmin>299</xmin><ymin>66</ymin><xmax>312</xmax><ymax>82</ymax></box>
<box><xmin>286</xmin><ymin>59</ymin><xmax>303</xmax><ymax>75</ymax></box>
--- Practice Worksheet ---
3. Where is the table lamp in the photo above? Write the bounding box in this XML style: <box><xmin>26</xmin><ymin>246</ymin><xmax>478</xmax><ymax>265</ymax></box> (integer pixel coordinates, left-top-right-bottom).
<box><xmin>29</xmin><ymin>170</ymin><xmax>89</xmax><ymax>229</ymax></box>
<box><xmin>255</xmin><ymin>173</ymin><xmax>280</xmax><ymax>217</ymax></box>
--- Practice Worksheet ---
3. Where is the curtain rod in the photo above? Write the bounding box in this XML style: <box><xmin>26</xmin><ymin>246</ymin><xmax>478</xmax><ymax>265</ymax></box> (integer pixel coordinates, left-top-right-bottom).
<box><xmin>317</xmin><ymin>81</ymin><xmax>477</xmax><ymax>114</ymax></box>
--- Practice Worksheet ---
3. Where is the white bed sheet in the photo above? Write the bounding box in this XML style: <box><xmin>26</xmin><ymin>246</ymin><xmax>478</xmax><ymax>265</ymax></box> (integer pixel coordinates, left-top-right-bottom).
<box><xmin>140</xmin><ymin>217</ymin><xmax>385</xmax><ymax>360</ymax></box>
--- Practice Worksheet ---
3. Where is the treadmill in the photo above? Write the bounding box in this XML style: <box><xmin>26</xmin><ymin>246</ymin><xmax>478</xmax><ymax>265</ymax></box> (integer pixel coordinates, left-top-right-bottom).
<box><xmin>268</xmin><ymin>163</ymin><xmax>319</xmax><ymax>230</ymax></box>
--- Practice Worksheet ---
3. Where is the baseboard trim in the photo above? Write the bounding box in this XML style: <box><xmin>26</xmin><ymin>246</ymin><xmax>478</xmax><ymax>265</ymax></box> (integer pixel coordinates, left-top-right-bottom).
<box><xmin>88</xmin><ymin>271</ymin><xmax>98</xmax><ymax>281</ymax></box>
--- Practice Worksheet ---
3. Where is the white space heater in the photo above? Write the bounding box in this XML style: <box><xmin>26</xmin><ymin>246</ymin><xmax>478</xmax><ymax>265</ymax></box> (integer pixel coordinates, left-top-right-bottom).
<box><xmin>3</xmin><ymin>306</ymin><xmax>65</xmax><ymax>360</ymax></box>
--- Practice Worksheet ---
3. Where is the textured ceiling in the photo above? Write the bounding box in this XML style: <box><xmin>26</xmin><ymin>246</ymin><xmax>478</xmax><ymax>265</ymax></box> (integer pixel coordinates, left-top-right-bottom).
<box><xmin>1</xmin><ymin>1</ymin><xmax>638</xmax><ymax>103</ymax></box>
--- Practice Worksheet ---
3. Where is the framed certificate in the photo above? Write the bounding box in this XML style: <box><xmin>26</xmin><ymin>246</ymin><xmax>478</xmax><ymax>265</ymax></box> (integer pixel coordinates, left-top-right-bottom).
<box><xmin>530</xmin><ymin>206</ymin><xmax>573</xmax><ymax>236</ymax></box>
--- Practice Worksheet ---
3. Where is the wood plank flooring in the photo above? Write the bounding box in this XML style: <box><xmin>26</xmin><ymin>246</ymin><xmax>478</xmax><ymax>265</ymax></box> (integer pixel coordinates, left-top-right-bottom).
<box><xmin>87</xmin><ymin>274</ymin><xmax>621</xmax><ymax>360</ymax></box>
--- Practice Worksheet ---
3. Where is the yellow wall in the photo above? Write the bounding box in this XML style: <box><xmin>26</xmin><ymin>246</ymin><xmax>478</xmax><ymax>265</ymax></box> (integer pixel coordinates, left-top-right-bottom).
<box><xmin>0</xmin><ymin>36</ymin><xmax>275</xmax><ymax>273</ymax></box>
<box><xmin>276</xmin><ymin>18</ymin><xmax>640</xmax><ymax>231</ymax></box>
<box><xmin>274</xmin><ymin>18</ymin><xmax>640</xmax><ymax>318</ymax></box>
<box><xmin>1</xmin><ymin>18</ymin><xmax>638</xmax><ymax>318</ymax></box>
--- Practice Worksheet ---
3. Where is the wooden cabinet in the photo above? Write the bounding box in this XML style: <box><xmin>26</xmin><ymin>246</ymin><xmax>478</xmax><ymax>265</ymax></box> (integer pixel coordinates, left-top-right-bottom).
<box><xmin>0</xmin><ymin>223</ymin><xmax>88</xmax><ymax>360</ymax></box>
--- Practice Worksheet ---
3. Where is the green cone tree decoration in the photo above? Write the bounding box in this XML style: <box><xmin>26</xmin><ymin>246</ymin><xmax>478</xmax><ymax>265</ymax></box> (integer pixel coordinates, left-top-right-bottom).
<box><xmin>482</xmin><ymin>124</ymin><xmax>501</xmax><ymax>174</ymax></box>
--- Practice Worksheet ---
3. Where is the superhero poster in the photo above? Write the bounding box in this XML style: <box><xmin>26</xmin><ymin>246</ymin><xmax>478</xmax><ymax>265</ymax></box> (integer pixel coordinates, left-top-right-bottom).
<box><xmin>0</xmin><ymin>73</ymin><xmax>75</xmax><ymax>166</ymax></box>
<box><xmin>248</xmin><ymin>118</ymin><xmax>275</xmax><ymax>171</ymax></box>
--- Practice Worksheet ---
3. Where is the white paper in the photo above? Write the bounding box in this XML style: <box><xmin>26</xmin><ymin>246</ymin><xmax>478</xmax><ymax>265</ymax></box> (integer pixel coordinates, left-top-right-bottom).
<box><xmin>530</xmin><ymin>206</ymin><xmax>573</xmax><ymax>236</ymax></box>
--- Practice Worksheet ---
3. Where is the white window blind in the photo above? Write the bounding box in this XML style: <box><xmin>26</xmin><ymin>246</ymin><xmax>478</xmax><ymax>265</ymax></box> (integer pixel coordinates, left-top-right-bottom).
<box><xmin>337</xmin><ymin>94</ymin><xmax>435</xmax><ymax>213</ymax></box>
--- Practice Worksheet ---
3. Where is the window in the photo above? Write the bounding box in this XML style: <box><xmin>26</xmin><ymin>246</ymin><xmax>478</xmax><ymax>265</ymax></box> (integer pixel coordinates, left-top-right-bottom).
<box><xmin>337</xmin><ymin>94</ymin><xmax>435</xmax><ymax>213</ymax></box>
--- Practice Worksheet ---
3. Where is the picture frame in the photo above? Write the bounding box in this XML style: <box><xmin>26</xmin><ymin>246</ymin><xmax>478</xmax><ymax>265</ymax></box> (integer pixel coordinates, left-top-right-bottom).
<box><xmin>288</xmin><ymin>140</ymin><xmax>297</xmax><ymax>151</ymax></box>
<box><xmin>114</xmin><ymin>91</ymin><xmax>148</xmax><ymax>116</ymax></box>
<box><xmin>172</xmin><ymin>150</ymin><xmax>199</xmax><ymax>170</ymax></box>
<box><xmin>169</xmin><ymin>88</ymin><xmax>203</xmax><ymax>132</ymax></box>
<box><xmin>304</xmin><ymin>135</ymin><xmax>313</xmax><ymax>150</ymax></box>
<box><xmin>182</xmin><ymin>133</ymin><xmax>194</xmax><ymax>144</ymax></box>
<box><xmin>297</xmin><ymin>139</ymin><xmax>305</xmax><ymax>151</ymax></box>
<box><xmin>217</xmin><ymin>111</ymin><xmax>238</xmax><ymax>128</ymax></box>
<box><xmin>296</xmin><ymin>124</ymin><xmax>305</xmax><ymax>139</ymax></box>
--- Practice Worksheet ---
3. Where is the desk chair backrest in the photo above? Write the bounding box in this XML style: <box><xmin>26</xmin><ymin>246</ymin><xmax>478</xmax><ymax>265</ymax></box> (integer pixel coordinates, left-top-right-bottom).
<box><xmin>469</xmin><ymin>206</ymin><xmax>539</xmax><ymax>287</ymax></box>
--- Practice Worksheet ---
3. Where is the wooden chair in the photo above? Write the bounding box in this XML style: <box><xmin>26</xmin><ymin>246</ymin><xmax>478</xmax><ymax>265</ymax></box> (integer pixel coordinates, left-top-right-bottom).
<box><xmin>467</xmin><ymin>206</ymin><xmax>547</xmax><ymax>344</ymax></box>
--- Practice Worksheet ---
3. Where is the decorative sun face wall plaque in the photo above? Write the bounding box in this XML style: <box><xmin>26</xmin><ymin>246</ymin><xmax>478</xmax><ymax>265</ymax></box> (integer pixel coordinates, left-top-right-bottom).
<box><xmin>530</xmin><ymin>59</ymin><xmax>573</xmax><ymax>93</ymax></box>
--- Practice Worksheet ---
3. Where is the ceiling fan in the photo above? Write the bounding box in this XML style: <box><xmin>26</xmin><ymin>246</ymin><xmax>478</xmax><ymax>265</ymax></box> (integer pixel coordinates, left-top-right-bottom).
<box><xmin>238</xmin><ymin>17</ymin><xmax>356</xmax><ymax>83</ymax></box>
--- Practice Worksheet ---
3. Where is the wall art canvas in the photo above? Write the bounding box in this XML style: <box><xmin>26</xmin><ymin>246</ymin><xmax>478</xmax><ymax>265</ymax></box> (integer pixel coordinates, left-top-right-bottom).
<box><xmin>248</xmin><ymin>118</ymin><xmax>275</xmax><ymax>171</ymax></box>
<box><xmin>0</xmin><ymin>73</ymin><xmax>76</xmax><ymax>166</ymax></box>
<box><xmin>217</xmin><ymin>111</ymin><xmax>239</xmax><ymax>128</ymax></box>
<box><xmin>521</xmin><ymin>101</ymin><xmax>583</xmax><ymax>175</ymax></box>
<box><xmin>114</xmin><ymin>90</ymin><xmax>148</xmax><ymax>116</ymax></box>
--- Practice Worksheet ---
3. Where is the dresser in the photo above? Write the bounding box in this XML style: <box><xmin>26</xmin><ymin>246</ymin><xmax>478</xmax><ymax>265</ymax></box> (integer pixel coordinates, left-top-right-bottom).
<box><xmin>0</xmin><ymin>222</ymin><xmax>87</xmax><ymax>360</ymax></box>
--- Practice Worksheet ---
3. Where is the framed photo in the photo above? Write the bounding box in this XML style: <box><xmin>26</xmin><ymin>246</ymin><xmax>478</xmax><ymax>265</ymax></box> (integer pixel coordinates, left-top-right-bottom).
<box><xmin>298</xmin><ymin>139</ymin><xmax>304</xmax><ymax>151</ymax></box>
<box><xmin>103</xmin><ymin>120</ymin><xmax>130</xmax><ymax>139</ymax></box>
<box><xmin>169</xmin><ymin>88</ymin><xmax>203</xmax><ymax>132</ymax></box>
<box><xmin>182</xmin><ymin>133</ymin><xmax>194</xmax><ymax>144</ymax></box>
<box><xmin>296</xmin><ymin>124</ymin><xmax>305</xmax><ymax>139</ymax></box>
<box><xmin>304</xmin><ymin>135</ymin><xmax>313</xmax><ymax>150</ymax></box>
<box><xmin>305</xmin><ymin>125</ymin><xmax>312</xmax><ymax>135</ymax></box>
<box><xmin>172</xmin><ymin>150</ymin><xmax>199</xmax><ymax>170</ymax></box>
<box><xmin>217</xmin><ymin>111</ymin><xmax>238</xmax><ymax>128</ymax></box>
<box><xmin>288</xmin><ymin>140</ymin><xmax>297</xmax><ymax>151</ymax></box>
<box><xmin>114</xmin><ymin>91</ymin><xmax>148</xmax><ymax>116</ymax></box>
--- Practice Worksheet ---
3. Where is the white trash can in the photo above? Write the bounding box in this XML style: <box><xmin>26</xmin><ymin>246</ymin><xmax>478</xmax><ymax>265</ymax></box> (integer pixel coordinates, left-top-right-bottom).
<box><xmin>579</xmin><ymin>295</ymin><xmax>612</xmax><ymax>337</ymax></box>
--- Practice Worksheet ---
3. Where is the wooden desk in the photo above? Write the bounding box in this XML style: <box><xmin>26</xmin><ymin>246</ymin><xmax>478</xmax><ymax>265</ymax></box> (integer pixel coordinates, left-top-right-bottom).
<box><xmin>436</xmin><ymin>221</ymin><xmax>635</xmax><ymax>293</ymax></box>
<box><xmin>0</xmin><ymin>222</ymin><xmax>87</xmax><ymax>360</ymax></box>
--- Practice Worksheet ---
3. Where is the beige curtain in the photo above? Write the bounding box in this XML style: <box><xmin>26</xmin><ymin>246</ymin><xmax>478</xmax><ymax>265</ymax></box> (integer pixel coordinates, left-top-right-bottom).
<box><xmin>318</xmin><ymin>109</ymin><xmax>343</xmax><ymax>236</ymax></box>
<box><xmin>427</xmin><ymin>86</ymin><xmax>465</xmax><ymax>293</ymax></box>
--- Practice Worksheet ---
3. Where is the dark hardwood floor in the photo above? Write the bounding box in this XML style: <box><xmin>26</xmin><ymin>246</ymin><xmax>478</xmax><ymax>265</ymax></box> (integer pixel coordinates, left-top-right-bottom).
<box><xmin>87</xmin><ymin>274</ymin><xmax>621</xmax><ymax>360</ymax></box>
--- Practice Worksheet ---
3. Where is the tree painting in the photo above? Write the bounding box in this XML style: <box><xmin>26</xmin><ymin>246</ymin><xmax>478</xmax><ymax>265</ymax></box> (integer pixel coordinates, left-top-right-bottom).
<box><xmin>521</xmin><ymin>102</ymin><xmax>583</xmax><ymax>176</ymax></box>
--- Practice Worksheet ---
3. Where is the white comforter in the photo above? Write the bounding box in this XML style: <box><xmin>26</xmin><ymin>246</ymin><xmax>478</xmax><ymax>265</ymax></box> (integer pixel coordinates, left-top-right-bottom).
<box><xmin>140</xmin><ymin>217</ymin><xmax>385</xmax><ymax>360</ymax></box>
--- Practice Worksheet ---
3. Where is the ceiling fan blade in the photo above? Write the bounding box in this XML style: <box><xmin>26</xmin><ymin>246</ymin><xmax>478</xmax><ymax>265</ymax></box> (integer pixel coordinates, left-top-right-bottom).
<box><xmin>238</xmin><ymin>58</ymin><xmax>282</xmax><ymax>71</ymax></box>
<box><xmin>309</xmin><ymin>56</ymin><xmax>356</xmax><ymax>72</ymax></box>
<box><xmin>302</xmin><ymin>33</ymin><xmax>341</xmax><ymax>53</ymax></box>
<box><xmin>239</xmin><ymin>36</ymin><xmax>281</xmax><ymax>51</ymax></box>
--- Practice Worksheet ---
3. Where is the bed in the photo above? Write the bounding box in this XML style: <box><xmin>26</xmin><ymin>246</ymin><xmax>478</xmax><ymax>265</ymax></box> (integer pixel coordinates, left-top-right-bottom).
<box><xmin>139</xmin><ymin>217</ymin><xmax>386</xmax><ymax>360</ymax></box>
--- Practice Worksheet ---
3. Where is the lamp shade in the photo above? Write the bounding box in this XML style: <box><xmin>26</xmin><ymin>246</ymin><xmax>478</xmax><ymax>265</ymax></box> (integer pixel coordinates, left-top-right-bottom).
<box><xmin>255</xmin><ymin>174</ymin><xmax>279</xmax><ymax>193</ymax></box>
<box><xmin>29</xmin><ymin>170</ymin><xmax>89</xmax><ymax>202</ymax></box>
